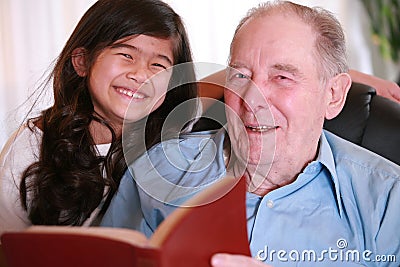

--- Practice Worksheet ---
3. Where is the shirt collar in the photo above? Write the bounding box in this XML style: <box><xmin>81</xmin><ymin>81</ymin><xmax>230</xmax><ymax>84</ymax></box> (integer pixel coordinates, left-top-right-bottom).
<box><xmin>317</xmin><ymin>130</ymin><xmax>343</xmax><ymax>217</ymax></box>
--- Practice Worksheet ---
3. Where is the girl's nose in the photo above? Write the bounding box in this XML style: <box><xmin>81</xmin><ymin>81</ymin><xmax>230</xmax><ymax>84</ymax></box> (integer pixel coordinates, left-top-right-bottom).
<box><xmin>127</xmin><ymin>63</ymin><xmax>151</xmax><ymax>84</ymax></box>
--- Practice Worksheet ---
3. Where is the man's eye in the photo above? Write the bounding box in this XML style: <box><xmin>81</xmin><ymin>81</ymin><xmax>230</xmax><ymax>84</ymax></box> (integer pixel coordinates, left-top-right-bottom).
<box><xmin>276</xmin><ymin>75</ymin><xmax>288</xmax><ymax>80</ymax></box>
<box><xmin>235</xmin><ymin>73</ymin><xmax>248</xmax><ymax>79</ymax></box>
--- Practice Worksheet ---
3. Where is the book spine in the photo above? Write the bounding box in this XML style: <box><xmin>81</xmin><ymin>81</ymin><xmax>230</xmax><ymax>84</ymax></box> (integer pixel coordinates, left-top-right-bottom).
<box><xmin>135</xmin><ymin>247</ymin><xmax>162</xmax><ymax>267</ymax></box>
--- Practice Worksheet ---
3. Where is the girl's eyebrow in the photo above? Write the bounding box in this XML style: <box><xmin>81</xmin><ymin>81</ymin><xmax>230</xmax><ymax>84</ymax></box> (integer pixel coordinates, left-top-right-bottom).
<box><xmin>110</xmin><ymin>43</ymin><xmax>173</xmax><ymax>66</ymax></box>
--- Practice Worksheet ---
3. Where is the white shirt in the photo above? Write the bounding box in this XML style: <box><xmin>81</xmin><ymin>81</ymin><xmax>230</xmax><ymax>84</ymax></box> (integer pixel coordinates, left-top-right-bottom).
<box><xmin>0</xmin><ymin>122</ymin><xmax>110</xmax><ymax>238</ymax></box>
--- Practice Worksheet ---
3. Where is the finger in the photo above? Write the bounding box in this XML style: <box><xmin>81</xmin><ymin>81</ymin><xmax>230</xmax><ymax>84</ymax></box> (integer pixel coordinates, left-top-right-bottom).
<box><xmin>390</xmin><ymin>88</ymin><xmax>400</xmax><ymax>103</ymax></box>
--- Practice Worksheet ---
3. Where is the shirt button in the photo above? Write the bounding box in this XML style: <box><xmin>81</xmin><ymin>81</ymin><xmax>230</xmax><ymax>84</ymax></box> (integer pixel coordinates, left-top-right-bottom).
<box><xmin>311</xmin><ymin>166</ymin><xmax>319</xmax><ymax>172</ymax></box>
<box><xmin>266</xmin><ymin>200</ymin><xmax>274</xmax><ymax>208</ymax></box>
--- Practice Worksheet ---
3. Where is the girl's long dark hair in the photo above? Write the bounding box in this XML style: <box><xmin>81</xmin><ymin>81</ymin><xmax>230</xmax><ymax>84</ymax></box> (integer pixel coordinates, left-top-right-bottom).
<box><xmin>20</xmin><ymin>0</ymin><xmax>197</xmax><ymax>226</ymax></box>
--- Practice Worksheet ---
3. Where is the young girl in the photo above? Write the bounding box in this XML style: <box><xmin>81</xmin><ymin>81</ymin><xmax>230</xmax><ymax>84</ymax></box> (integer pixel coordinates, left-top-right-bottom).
<box><xmin>0</xmin><ymin>0</ymin><xmax>197</xmax><ymax>235</ymax></box>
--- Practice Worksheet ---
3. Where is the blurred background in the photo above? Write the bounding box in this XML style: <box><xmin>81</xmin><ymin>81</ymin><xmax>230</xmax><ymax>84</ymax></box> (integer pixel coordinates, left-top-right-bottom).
<box><xmin>1</xmin><ymin>0</ymin><xmax>399</xmax><ymax>149</ymax></box>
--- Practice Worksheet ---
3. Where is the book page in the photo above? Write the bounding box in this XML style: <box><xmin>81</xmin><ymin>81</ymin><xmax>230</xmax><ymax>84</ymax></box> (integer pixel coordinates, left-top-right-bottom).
<box><xmin>25</xmin><ymin>226</ymin><xmax>149</xmax><ymax>247</ymax></box>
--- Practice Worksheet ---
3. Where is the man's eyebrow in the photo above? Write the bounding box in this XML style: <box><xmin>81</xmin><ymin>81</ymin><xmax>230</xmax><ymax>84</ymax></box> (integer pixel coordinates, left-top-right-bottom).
<box><xmin>228</xmin><ymin>62</ymin><xmax>249</xmax><ymax>70</ymax></box>
<box><xmin>272</xmin><ymin>63</ymin><xmax>303</xmax><ymax>76</ymax></box>
<box><xmin>110</xmin><ymin>43</ymin><xmax>173</xmax><ymax>66</ymax></box>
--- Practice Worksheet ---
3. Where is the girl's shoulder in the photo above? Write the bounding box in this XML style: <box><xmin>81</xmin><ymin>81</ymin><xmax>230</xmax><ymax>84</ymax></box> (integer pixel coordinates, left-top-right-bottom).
<box><xmin>0</xmin><ymin>122</ymin><xmax>39</xmax><ymax>232</ymax></box>
<box><xmin>0</xmin><ymin>121</ymin><xmax>42</xmax><ymax>168</ymax></box>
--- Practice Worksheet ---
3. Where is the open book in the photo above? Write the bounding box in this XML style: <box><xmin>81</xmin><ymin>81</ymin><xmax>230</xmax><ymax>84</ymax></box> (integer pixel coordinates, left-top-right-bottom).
<box><xmin>1</xmin><ymin>177</ymin><xmax>250</xmax><ymax>267</ymax></box>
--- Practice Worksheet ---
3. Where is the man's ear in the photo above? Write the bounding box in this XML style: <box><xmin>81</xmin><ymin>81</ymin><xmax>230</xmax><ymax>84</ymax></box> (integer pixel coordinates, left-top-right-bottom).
<box><xmin>325</xmin><ymin>73</ymin><xmax>352</xmax><ymax>120</ymax></box>
<box><xmin>71</xmin><ymin>47</ymin><xmax>87</xmax><ymax>77</ymax></box>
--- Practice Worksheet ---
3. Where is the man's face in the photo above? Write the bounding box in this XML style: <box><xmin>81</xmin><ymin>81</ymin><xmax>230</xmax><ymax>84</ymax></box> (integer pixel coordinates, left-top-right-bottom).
<box><xmin>225</xmin><ymin>13</ymin><xmax>331</xmax><ymax>191</ymax></box>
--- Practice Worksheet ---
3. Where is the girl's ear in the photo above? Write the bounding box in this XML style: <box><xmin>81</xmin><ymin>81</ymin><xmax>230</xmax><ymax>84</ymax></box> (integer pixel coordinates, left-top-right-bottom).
<box><xmin>325</xmin><ymin>73</ymin><xmax>352</xmax><ymax>120</ymax></box>
<box><xmin>71</xmin><ymin>47</ymin><xmax>87</xmax><ymax>77</ymax></box>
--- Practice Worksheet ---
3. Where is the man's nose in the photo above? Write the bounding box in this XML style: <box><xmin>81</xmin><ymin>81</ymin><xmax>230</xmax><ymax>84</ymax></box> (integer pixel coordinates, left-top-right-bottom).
<box><xmin>241</xmin><ymin>81</ymin><xmax>269</xmax><ymax>113</ymax></box>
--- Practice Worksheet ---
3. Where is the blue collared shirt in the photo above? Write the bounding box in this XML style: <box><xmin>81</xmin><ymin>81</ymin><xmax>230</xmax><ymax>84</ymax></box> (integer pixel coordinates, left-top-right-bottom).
<box><xmin>102</xmin><ymin>129</ymin><xmax>400</xmax><ymax>266</ymax></box>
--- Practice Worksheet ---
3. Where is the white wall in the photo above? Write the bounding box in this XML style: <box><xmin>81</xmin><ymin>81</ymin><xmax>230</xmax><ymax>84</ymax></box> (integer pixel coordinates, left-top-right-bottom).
<box><xmin>0</xmin><ymin>0</ymin><xmax>97</xmax><ymax>149</ymax></box>
<box><xmin>0</xmin><ymin>0</ymin><xmax>397</xmax><ymax>149</ymax></box>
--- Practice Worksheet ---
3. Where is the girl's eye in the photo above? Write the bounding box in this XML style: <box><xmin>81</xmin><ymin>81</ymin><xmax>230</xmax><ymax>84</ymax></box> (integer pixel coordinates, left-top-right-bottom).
<box><xmin>119</xmin><ymin>53</ymin><xmax>132</xmax><ymax>59</ymax></box>
<box><xmin>152</xmin><ymin>63</ymin><xmax>167</xmax><ymax>70</ymax></box>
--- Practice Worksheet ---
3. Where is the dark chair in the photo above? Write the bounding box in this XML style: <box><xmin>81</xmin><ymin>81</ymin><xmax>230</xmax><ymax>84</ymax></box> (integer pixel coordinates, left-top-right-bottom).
<box><xmin>324</xmin><ymin>82</ymin><xmax>400</xmax><ymax>165</ymax></box>
<box><xmin>193</xmin><ymin>82</ymin><xmax>400</xmax><ymax>165</ymax></box>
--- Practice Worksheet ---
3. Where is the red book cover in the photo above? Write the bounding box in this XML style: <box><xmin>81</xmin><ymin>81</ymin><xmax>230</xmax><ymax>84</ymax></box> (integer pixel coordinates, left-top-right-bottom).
<box><xmin>1</xmin><ymin>177</ymin><xmax>250</xmax><ymax>267</ymax></box>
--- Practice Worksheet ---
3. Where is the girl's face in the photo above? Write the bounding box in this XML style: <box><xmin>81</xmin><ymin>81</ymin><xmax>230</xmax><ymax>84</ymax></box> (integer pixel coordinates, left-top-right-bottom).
<box><xmin>87</xmin><ymin>35</ymin><xmax>174</xmax><ymax>129</ymax></box>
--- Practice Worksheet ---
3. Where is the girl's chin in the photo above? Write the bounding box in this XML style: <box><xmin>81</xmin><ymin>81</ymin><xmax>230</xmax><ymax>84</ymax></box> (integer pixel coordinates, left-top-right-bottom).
<box><xmin>123</xmin><ymin>109</ymin><xmax>150</xmax><ymax>123</ymax></box>
<box><xmin>123</xmin><ymin>116</ymin><xmax>146</xmax><ymax>124</ymax></box>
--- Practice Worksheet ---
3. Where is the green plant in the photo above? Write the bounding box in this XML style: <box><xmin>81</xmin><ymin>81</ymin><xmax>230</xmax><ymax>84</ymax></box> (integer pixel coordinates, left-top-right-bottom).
<box><xmin>360</xmin><ymin>0</ymin><xmax>400</xmax><ymax>62</ymax></box>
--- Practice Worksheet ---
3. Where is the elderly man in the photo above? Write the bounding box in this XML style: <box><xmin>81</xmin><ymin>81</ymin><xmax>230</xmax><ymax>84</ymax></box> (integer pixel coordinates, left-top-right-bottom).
<box><xmin>102</xmin><ymin>1</ymin><xmax>400</xmax><ymax>266</ymax></box>
<box><xmin>209</xmin><ymin>1</ymin><xmax>400</xmax><ymax>266</ymax></box>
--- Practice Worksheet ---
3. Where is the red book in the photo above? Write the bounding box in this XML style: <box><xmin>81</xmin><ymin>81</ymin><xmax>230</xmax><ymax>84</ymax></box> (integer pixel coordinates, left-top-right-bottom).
<box><xmin>1</xmin><ymin>177</ymin><xmax>250</xmax><ymax>267</ymax></box>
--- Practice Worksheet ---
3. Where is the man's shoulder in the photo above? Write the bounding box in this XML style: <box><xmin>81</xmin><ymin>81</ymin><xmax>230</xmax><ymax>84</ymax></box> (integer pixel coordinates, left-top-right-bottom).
<box><xmin>324</xmin><ymin>130</ymin><xmax>400</xmax><ymax>182</ymax></box>
<box><xmin>146</xmin><ymin>129</ymin><xmax>225</xmax><ymax>159</ymax></box>
<box><xmin>130</xmin><ymin>128</ymin><xmax>226</xmax><ymax>182</ymax></box>
<box><xmin>130</xmin><ymin>129</ymin><xmax>227</xmax><ymax>204</ymax></box>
